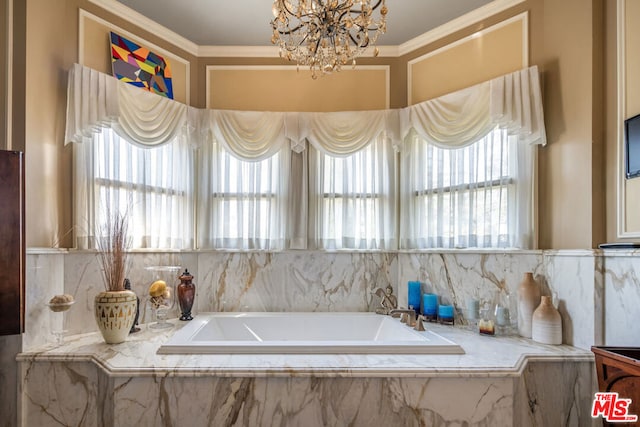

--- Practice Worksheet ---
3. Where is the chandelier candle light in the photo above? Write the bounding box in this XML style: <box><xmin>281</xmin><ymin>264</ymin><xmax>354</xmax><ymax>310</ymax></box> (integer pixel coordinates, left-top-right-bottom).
<box><xmin>271</xmin><ymin>0</ymin><xmax>387</xmax><ymax>78</ymax></box>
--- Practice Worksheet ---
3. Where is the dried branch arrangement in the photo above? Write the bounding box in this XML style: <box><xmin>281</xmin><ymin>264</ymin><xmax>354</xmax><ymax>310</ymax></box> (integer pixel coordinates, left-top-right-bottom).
<box><xmin>96</xmin><ymin>210</ymin><xmax>130</xmax><ymax>292</ymax></box>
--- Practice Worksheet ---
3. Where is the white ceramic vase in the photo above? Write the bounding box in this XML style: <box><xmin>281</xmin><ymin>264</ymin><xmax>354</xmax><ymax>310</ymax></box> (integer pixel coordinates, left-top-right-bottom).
<box><xmin>94</xmin><ymin>290</ymin><xmax>137</xmax><ymax>344</ymax></box>
<box><xmin>517</xmin><ymin>272</ymin><xmax>541</xmax><ymax>338</ymax></box>
<box><xmin>531</xmin><ymin>295</ymin><xmax>562</xmax><ymax>345</ymax></box>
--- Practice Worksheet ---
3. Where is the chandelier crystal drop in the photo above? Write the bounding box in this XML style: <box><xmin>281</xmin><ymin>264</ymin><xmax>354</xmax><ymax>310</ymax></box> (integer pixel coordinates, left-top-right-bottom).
<box><xmin>270</xmin><ymin>0</ymin><xmax>388</xmax><ymax>79</ymax></box>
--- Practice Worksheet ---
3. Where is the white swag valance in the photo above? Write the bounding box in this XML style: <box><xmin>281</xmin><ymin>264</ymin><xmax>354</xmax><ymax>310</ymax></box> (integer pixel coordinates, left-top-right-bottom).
<box><xmin>65</xmin><ymin>63</ymin><xmax>546</xmax><ymax>158</ymax></box>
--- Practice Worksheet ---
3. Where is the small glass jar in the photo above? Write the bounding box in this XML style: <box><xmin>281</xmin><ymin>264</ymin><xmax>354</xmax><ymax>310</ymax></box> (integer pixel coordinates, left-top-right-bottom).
<box><xmin>464</xmin><ymin>297</ymin><xmax>480</xmax><ymax>330</ymax></box>
<box><xmin>494</xmin><ymin>291</ymin><xmax>516</xmax><ymax>336</ymax></box>
<box><xmin>478</xmin><ymin>300</ymin><xmax>496</xmax><ymax>336</ymax></box>
<box><xmin>146</xmin><ymin>266</ymin><xmax>181</xmax><ymax>330</ymax></box>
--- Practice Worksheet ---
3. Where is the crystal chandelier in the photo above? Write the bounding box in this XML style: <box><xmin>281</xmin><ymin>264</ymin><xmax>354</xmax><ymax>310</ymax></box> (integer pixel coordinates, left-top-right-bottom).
<box><xmin>271</xmin><ymin>0</ymin><xmax>388</xmax><ymax>78</ymax></box>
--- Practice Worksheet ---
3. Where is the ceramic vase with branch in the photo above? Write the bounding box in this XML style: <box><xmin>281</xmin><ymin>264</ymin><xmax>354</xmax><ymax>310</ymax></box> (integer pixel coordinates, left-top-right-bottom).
<box><xmin>93</xmin><ymin>211</ymin><xmax>137</xmax><ymax>344</ymax></box>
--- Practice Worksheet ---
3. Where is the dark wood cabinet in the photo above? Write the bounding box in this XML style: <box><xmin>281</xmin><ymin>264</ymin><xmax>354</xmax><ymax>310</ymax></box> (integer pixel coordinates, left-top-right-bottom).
<box><xmin>0</xmin><ymin>150</ymin><xmax>25</xmax><ymax>335</ymax></box>
<box><xmin>592</xmin><ymin>346</ymin><xmax>640</xmax><ymax>426</ymax></box>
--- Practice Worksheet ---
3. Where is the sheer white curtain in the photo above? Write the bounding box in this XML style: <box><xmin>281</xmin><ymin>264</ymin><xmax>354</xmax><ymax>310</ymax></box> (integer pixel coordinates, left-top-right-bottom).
<box><xmin>74</xmin><ymin>128</ymin><xmax>194</xmax><ymax>249</ymax></box>
<box><xmin>197</xmin><ymin>140</ymin><xmax>290</xmax><ymax>250</ymax></box>
<box><xmin>309</xmin><ymin>136</ymin><xmax>396</xmax><ymax>250</ymax></box>
<box><xmin>398</xmin><ymin>65</ymin><xmax>544</xmax><ymax>249</ymax></box>
<box><xmin>66</xmin><ymin>63</ymin><xmax>546</xmax><ymax>251</ymax></box>
<box><xmin>400</xmin><ymin>127</ymin><xmax>535</xmax><ymax>249</ymax></box>
<box><xmin>67</xmin><ymin>64</ymin><xmax>196</xmax><ymax>250</ymax></box>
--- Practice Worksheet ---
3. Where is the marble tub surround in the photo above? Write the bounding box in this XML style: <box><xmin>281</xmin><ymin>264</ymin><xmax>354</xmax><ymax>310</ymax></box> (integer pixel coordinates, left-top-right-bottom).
<box><xmin>15</xmin><ymin>248</ymin><xmax>640</xmax><ymax>425</ymax></box>
<box><xmin>22</xmin><ymin>249</ymin><xmax>640</xmax><ymax>354</ymax></box>
<box><xmin>0</xmin><ymin>334</ymin><xmax>21</xmax><ymax>427</ymax></box>
<box><xmin>18</xmin><ymin>322</ymin><xmax>596</xmax><ymax>427</ymax></box>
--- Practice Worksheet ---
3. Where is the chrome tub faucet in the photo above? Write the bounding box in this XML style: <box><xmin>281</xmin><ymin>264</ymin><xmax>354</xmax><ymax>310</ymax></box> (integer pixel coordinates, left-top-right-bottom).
<box><xmin>388</xmin><ymin>308</ymin><xmax>426</xmax><ymax>331</ymax></box>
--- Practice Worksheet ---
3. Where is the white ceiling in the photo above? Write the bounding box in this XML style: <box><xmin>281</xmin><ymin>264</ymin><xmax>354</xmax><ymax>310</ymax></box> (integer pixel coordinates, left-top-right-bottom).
<box><xmin>114</xmin><ymin>0</ymin><xmax>494</xmax><ymax>47</ymax></box>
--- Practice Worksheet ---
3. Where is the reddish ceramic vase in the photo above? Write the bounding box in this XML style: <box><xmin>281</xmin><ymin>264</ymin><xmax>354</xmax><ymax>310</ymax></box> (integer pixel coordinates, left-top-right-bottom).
<box><xmin>177</xmin><ymin>269</ymin><xmax>196</xmax><ymax>321</ymax></box>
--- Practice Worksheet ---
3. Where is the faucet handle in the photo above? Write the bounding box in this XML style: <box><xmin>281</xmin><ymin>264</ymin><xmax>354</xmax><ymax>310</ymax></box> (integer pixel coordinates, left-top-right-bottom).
<box><xmin>402</xmin><ymin>308</ymin><xmax>418</xmax><ymax>326</ymax></box>
<box><xmin>414</xmin><ymin>315</ymin><xmax>426</xmax><ymax>331</ymax></box>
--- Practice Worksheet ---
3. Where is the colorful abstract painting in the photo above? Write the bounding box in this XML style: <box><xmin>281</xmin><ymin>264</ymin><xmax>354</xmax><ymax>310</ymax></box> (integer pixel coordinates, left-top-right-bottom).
<box><xmin>110</xmin><ymin>32</ymin><xmax>174</xmax><ymax>99</ymax></box>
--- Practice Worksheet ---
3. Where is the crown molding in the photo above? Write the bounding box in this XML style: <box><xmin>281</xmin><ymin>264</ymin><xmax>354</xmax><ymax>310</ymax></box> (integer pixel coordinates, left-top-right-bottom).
<box><xmin>398</xmin><ymin>0</ymin><xmax>527</xmax><ymax>56</ymax></box>
<box><xmin>89</xmin><ymin>0</ymin><xmax>526</xmax><ymax>59</ymax></box>
<box><xmin>87</xmin><ymin>0</ymin><xmax>200</xmax><ymax>56</ymax></box>
<box><xmin>197</xmin><ymin>44</ymin><xmax>399</xmax><ymax>58</ymax></box>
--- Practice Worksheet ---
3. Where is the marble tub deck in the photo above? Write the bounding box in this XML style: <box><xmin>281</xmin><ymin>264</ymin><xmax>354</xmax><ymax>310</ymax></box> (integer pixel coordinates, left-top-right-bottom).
<box><xmin>18</xmin><ymin>319</ymin><xmax>598</xmax><ymax>426</ymax></box>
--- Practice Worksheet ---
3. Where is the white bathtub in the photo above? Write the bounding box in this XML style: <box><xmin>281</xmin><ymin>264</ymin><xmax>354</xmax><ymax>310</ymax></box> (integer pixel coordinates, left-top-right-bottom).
<box><xmin>157</xmin><ymin>312</ymin><xmax>464</xmax><ymax>354</ymax></box>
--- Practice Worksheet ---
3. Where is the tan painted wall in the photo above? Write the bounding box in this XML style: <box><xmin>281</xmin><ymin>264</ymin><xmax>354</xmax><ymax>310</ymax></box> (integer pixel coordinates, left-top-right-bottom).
<box><xmin>530</xmin><ymin>0</ymin><xmax>604</xmax><ymax>249</ymax></box>
<box><xmin>25</xmin><ymin>0</ymin><xmax>75</xmax><ymax>247</ymax></box>
<box><xmin>605</xmin><ymin>0</ymin><xmax>618</xmax><ymax>242</ymax></box>
<box><xmin>409</xmin><ymin>17</ymin><xmax>525</xmax><ymax>104</ymax></box>
<box><xmin>405</xmin><ymin>0</ymin><xmax>604</xmax><ymax>248</ymax></box>
<box><xmin>622</xmin><ymin>0</ymin><xmax>640</xmax><ymax>233</ymax></box>
<box><xmin>196</xmin><ymin>55</ymin><xmax>402</xmax><ymax>110</ymax></box>
<box><xmin>19</xmin><ymin>0</ymin><xmax>609</xmax><ymax>249</ymax></box>
<box><xmin>0</xmin><ymin>0</ymin><xmax>7</xmax><ymax>150</ymax></box>
<box><xmin>592</xmin><ymin>0</ymin><xmax>605</xmax><ymax>247</ymax></box>
<box><xmin>23</xmin><ymin>0</ymin><xmax>197</xmax><ymax>247</ymax></box>
<box><xmin>403</xmin><ymin>0</ymin><xmax>605</xmax><ymax>248</ymax></box>
<box><xmin>207</xmin><ymin>67</ymin><xmax>388</xmax><ymax>111</ymax></box>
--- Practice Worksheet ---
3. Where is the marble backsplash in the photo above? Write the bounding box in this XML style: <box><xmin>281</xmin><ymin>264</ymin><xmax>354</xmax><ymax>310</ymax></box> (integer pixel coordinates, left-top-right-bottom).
<box><xmin>23</xmin><ymin>248</ymin><xmax>640</xmax><ymax>351</ymax></box>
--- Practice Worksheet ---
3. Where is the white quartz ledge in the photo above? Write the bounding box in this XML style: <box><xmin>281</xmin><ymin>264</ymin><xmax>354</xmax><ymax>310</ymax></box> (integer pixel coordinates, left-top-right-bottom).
<box><xmin>17</xmin><ymin>319</ymin><xmax>594</xmax><ymax>378</ymax></box>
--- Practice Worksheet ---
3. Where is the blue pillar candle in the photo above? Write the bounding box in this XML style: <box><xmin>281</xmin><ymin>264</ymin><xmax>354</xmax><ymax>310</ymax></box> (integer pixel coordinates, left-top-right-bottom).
<box><xmin>438</xmin><ymin>304</ymin><xmax>455</xmax><ymax>325</ymax></box>
<box><xmin>408</xmin><ymin>281</ymin><xmax>422</xmax><ymax>313</ymax></box>
<box><xmin>422</xmin><ymin>293</ymin><xmax>438</xmax><ymax>321</ymax></box>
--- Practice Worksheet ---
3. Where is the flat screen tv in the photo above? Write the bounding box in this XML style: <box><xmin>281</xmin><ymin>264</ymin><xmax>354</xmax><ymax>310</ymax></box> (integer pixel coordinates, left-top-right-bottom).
<box><xmin>625</xmin><ymin>113</ymin><xmax>640</xmax><ymax>179</ymax></box>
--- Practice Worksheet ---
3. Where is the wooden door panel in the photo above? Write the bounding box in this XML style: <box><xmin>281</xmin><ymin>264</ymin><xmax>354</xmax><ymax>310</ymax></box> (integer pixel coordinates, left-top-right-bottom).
<box><xmin>0</xmin><ymin>150</ymin><xmax>25</xmax><ymax>335</ymax></box>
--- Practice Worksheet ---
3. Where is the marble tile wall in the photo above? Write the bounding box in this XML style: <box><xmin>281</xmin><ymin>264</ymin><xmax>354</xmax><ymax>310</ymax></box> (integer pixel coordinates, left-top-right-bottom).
<box><xmin>63</xmin><ymin>251</ymin><xmax>198</xmax><ymax>337</ymax></box>
<box><xmin>396</xmin><ymin>251</ymin><xmax>544</xmax><ymax>324</ymax></box>
<box><xmin>543</xmin><ymin>251</ymin><xmax>604</xmax><ymax>349</ymax></box>
<box><xmin>601</xmin><ymin>251</ymin><xmax>640</xmax><ymax>346</ymax></box>
<box><xmin>24</xmin><ymin>250</ymin><xmax>65</xmax><ymax>349</ymax></box>
<box><xmin>20</xmin><ymin>249</ymin><xmax>640</xmax><ymax>351</ymax></box>
<box><xmin>18</xmin><ymin>248</ymin><xmax>636</xmax><ymax>426</ymax></box>
<box><xmin>196</xmin><ymin>252</ymin><xmax>397</xmax><ymax>313</ymax></box>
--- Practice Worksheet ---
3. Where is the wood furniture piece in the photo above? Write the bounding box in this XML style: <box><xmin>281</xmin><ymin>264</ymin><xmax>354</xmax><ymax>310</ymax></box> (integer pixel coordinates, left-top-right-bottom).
<box><xmin>0</xmin><ymin>150</ymin><xmax>25</xmax><ymax>335</ymax></box>
<box><xmin>592</xmin><ymin>346</ymin><xmax>640</xmax><ymax>426</ymax></box>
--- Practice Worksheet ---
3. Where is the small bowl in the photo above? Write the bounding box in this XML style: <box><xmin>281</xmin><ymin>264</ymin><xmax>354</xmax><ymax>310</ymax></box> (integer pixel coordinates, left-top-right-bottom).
<box><xmin>47</xmin><ymin>301</ymin><xmax>75</xmax><ymax>312</ymax></box>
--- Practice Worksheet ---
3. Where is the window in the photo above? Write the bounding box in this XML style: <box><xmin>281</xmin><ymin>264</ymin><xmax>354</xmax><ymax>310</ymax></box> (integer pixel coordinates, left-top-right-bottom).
<box><xmin>197</xmin><ymin>142</ymin><xmax>289</xmax><ymax>250</ymax></box>
<box><xmin>69</xmin><ymin>63</ymin><xmax>544</xmax><ymax>251</ymax></box>
<box><xmin>400</xmin><ymin>127</ymin><xmax>534</xmax><ymax>249</ymax></box>
<box><xmin>309</xmin><ymin>138</ymin><xmax>396</xmax><ymax>250</ymax></box>
<box><xmin>76</xmin><ymin>128</ymin><xmax>532</xmax><ymax>252</ymax></box>
<box><xmin>76</xmin><ymin>128</ymin><xmax>194</xmax><ymax>249</ymax></box>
